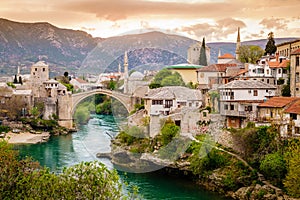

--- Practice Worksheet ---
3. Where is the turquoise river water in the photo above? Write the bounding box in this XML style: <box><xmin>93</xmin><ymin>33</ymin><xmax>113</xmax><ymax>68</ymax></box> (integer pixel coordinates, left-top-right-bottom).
<box><xmin>16</xmin><ymin>114</ymin><xmax>230</xmax><ymax>200</ymax></box>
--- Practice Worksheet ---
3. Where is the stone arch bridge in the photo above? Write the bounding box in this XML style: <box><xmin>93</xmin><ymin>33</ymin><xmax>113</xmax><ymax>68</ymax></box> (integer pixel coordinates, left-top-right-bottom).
<box><xmin>58</xmin><ymin>89</ymin><xmax>136</xmax><ymax>129</ymax></box>
<box><xmin>72</xmin><ymin>89</ymin><xmax>135</xmax><ymax>114</ymax></box>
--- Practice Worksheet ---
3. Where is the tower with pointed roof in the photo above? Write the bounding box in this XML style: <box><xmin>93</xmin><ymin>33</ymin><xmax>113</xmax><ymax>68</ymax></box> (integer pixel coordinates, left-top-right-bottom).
<box><xmin>235</xmin><ymin>27</ymin><xmax>241</xmax><ymax>60</ymax></box>
<box><xmin>124</xmin><ymin>51</ymin><xmax>129</xmax><ymax>94</ymax></box>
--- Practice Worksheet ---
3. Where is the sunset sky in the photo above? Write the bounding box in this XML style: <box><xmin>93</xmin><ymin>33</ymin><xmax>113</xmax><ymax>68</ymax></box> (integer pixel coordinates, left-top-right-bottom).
<box><xmin>1</xmin><ymin>0</ymin><xmax>299</xmax><ymax>42</ymax></box>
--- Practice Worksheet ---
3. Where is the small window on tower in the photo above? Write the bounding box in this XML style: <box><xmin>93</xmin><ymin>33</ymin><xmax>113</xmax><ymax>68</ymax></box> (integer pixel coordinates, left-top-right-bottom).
<box><xmin>43</xmin><ymin>68</ymin><xmax>45</xmax><ymax>72</ymax></box>
<box><xmin>35</xmin><ymin>68</ymin><xmax>37</xmax><ymax>71</ymax></box>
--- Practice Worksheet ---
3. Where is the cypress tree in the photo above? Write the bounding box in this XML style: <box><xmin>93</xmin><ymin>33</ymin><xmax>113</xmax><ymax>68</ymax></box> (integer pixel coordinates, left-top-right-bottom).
<box><xmin>18</xmin><ymin>76</ymin><xmax>23</xmax><ymax>85</ymax></box>
<box><xmin>199</xmin><ymin>37</ymin><xmax>208</xmax><ymax>66</ymax></box>
<box><xmin>265</xmin><ymin>32</ymin><xmax>277</xmax><ymax>55</ymax></box>
<box><xmin>13</xmin><ymin>75</ymin><xmax>18</xmax><ymax>84</ymax></box>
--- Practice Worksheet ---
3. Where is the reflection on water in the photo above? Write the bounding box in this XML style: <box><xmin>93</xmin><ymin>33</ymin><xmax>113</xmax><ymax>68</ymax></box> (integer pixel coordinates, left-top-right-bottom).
<box><xmin>16</xmin><ymin>114</ymin><xmax>231</xmax><ymax>200</ymax></box>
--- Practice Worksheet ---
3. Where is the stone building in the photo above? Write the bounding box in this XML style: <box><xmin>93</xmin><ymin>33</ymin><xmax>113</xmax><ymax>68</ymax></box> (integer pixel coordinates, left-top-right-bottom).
<box><xmin>218</xmin><ymin>80</ymin><xmax>276</xmax><ymax>128</ymax></box>
<box><xmin>30</xmin><ymin>61</ymin><xmax>49</xmax><ymax>98</ymax></box>
<box><xmin>290</xmin><ymin>49</ymin><xmax>300</xmax><ymax>97</ymax></box>
<box><xmin>187</xmin><ymin>42</ymin><xmax>210</xmax><ymax>65</ymax></box>
<box><xmin>143</xmin><ymin>86</ymin><xmax>203</xmax><ymax>137</ymax></box>
<box><xmin>277</xmin><ymin>39</ymin><xmax>300</xmax><ymax>59</ymax></box>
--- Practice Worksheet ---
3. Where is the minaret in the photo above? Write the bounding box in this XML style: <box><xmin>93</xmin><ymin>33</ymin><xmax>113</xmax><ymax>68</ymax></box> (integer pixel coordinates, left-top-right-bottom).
<box><xmin>235</xmin><ymin>27</ymin><xmax>241</xmax><ymax>60</ymax></box>
<box><xmin>124</xmin><ymin>51</ymin><xmax>129</xmax><ymax>94</ymax></box>
<box><xmin>218</xmin><ymin>48</ymin><xmax>221</xmax><ymax>58</ymax></box>
<box><xmin>118</xmin><ymin>63</ymin><xmax>121</xmax><ymax>74</ymax></box>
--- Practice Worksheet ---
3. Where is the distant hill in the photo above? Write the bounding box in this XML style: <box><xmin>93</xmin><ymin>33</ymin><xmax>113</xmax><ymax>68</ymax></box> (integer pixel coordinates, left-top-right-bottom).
<box><xmin>0</xmin><ymin>18</ymin><xmax>298</xmax><ymax>77</ymax></box>
<box><xmin>0</xmin><ymin>18</ymin><xmax>98</xmax><ymax>76</ymax></box>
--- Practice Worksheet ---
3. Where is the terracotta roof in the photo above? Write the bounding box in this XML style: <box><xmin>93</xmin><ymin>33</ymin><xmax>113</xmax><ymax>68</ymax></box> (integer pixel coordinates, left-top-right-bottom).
<box><xmin>284</xmin><ymin>99</ymin><xmax>300</xmax><ymax>114</ymax></box>
<box><xmin>218</xmin><ymin>80</ymin><xmax>276</xmax><ymax>89</ymax></box>
<box><xmin>75</xmin><ymin>78</ymin><xmax>87</xmax><ymax>83</ymax></box>
<box><xmin>197</xmin><ymin>63</ymin><xmax>237</xmax><ymax>72</ymax></box>
<box><xmin>268</xmin><ymin>60</ymin><xmax>289</xmax><ymax>68</ymax></box>
<box><xmin>258</xmin><ymin>97</ymin><xmax>300</xmax><ymax>108</ymax></box>
<box><xmin>291</xmin><ymin>48</ymin><xmax>300</xmax><ymax>55</ymax></box>
<box><xmin>218</xmin><ymin>53</ymin><xmax>235</xmax><ymax>59</ymax></box>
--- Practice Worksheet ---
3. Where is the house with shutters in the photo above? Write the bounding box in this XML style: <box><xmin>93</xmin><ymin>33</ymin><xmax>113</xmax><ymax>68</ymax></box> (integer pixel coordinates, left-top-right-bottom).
<box><xmin>218</xmin><ymin>80</ymin><xmax>276</xmax><ymax>128</ymax></box>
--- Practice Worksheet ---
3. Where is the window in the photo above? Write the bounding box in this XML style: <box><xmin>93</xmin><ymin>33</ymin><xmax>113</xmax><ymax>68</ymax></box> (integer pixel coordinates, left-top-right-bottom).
<box><xmin>248</xmin><ymin>90</ymin><xmax>251</xmax><ymax>93</ymax></box>
<box><xmin>152</xmin><ymin>100</ymin><xmax>163</xmax><ymax>105</ymax></box>
<box><xmin>261</xmin><ymin>79</ymin><xmax>264</xmax><ymax>82</ymax></box>
<box><xmin>35</xmin><ymin>68</ymin><xmax>37</xmax><ymax>71</ymax></box>
<box><xmin>296</xmin><ymin>56</ymin><xmax>300</xmax><ymax>67</ymax></box>
<box><xmin>296</xmin><ymin>73</ymin><xmax>300</xmax><ymax>83</ymax></box>
<box><xmin>203</xmin><ymin>112</ymin><xmax>207</xmax><ymax>117</ymax></box>
<box><xmin>224</xmin><ymin>104</ymin><xmax>228</xmax><ymax>110</ymax></box>
<box><xmin>43</xmin><ymin>68</ymin><xmax>45</xmax><ymax>72</ymax></box>
<box><xmin>266</xmin><ymin>89</ymin><xmax>269</xmax><ymax>93</ymax></box>
<box><xmin>266</xmin><ymin>69</ymin><xmax>269</xmax><ymax>74</ymax></box>
<box><xmin>189</xmin><ymin>102</ymin><xmax>192</xmax><ymax>107</ymax></box>
<box><xmin>245</xmin><ymin>106</ymin><xmax>253</xmax><ymax>112</ymax></box>
<box><xmin>165</xmin><ymin>100</ymin><xmax>173</xmax><ymax>108</ymax></box>
<box><xmin>290</xmin><ymin>113</ymin><xmax>297</xmax><ymax>120</ymax></box>
<box><xmin>253</xmin><ymin>90</ymin><xmax>258</xmax><ymax>96</ymax></box>
<box><xmin>196</xmin><ymin>102</ymin><xmax>199</xmax><ymax>107</ymax></box>
<box><xmin>267</xmin><ymin>79</ymin><xmax>270</xmax><ymax>84</ymax></box>
<box><xmin>278</xmin><ymin>69</ymin><xmax>281</xmax><ymax>74</ymax></box>
<box><xmin>296</xmin><ymin>88</ymin><xmax>299</xmax><ymax>91</ymax></box>
<box><xmin>230</xmin><ymin>104</ymin><xmax>234</xmax><ymax>110</ymax></box>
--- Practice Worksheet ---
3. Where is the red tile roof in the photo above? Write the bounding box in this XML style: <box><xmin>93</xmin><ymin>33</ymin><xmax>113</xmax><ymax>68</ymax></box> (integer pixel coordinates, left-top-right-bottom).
<box><xmin>75</xmin><ymin>78</ymin><xmax>87</xmax><ymax>83</ymax></box>
<box><xmin>258</xmin><ymin>97</ymin><xmax>300</xmax><ymax>108</ymax></box>
<box><xmin>268</xmin><ymin>60</ymin><xmax>289</xmax><ymax>68</ymax></box>
<box><xmin>197</xmin><ymin>63</ymin><xmax>237</xmax><ymax>72</ymax></box>
<box><xmin>218</xmin><ymin>53</ymin><xmax>235</xmax><ymax>59</ymax></box>
<box><xmin>284</xmin><ymin>99</ymin><xmax>300</xmax><ymax>114</ymax></box>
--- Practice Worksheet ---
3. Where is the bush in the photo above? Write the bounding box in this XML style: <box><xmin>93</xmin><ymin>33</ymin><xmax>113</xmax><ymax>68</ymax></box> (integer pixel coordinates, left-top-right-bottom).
<box><xmin>0</xmin><ymin>125</ymin><xmax>10</xmax><ymax>133</ymax></box>
<box><xmin>260</xmin><ymin>152</ymin><xmax>286</xmax><ymax>185</ymax></box>
<box><xmin>160</xmin><ymin>119</ymin><xmax>180</xmax><ymax>146</ymax></box>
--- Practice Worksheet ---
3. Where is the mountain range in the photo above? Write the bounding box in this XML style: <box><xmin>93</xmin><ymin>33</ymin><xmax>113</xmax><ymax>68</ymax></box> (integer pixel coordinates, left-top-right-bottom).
<box><xmin>0</xmin><ymin>18</ymin><xmax>298</xmax><ymax>77</ymax></box>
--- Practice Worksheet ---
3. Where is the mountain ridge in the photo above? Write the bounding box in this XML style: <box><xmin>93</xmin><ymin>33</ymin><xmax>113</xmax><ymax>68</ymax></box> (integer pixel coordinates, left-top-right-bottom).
<box><xmin>0</xmin><ymin>18</ymin><xmax>298</xmax><ymax>77</ymax></box>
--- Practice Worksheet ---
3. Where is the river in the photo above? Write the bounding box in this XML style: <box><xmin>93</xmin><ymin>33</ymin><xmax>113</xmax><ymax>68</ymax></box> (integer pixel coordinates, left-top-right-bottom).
<box><xmin>16</xmin><ymin>114</ymin><xmax>230</xmax><ymax>200</ymax></box>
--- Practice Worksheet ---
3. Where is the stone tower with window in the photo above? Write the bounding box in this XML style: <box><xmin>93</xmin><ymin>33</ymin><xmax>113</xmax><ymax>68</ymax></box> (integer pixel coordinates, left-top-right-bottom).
<box><xmin>30</xmin><ymin>61</ymin><xmax>49</xmax><ymax>98</ymax></box>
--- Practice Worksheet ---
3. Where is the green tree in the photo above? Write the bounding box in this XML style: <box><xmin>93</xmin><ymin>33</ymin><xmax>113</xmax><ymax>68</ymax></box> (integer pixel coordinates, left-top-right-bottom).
<box><xmin>260</xmin><ymin>152</ymin><xmax>286</xmax><ymax>185</ymax></box>
<box><xmin>150</xmin><ymin>69</ymin><xmax>185</xmax><ymax>87</ymax></box>
<box><xmin>18</xmin><ymin>76</ymin><xmax>23</xmax><ymax>85</ymax></box>
<box><xmin>265</xmin><ymin>32</ymin><xmax>277</xmax><ymax>55</ymax></box>
<box><xmin>74</xmin><ymin>106</ymin><xmax>90</xmax><ymax>124</ymax></box>
<box><xmin>108</xmin><ymin>79</ymin><xmax>116</xmax><ymax>90</ymax></box>
<box><xmin>199</xmin><ymin>37</ymin><xmax>208</xmax><ymax>66</ymax></box>
<box><xmin>238</xmin><ymin>45</ymin><xmax>264</xmax><ymax>63</ymax></box>
<box><xmin>284</xmin><ymin>142</ymin><xmax>300</xmax><ymax>197</ymax></box>
<box><xmin>0</xmin><ymin>140</ymin><xmax>126</xmax><ymax>199</ymax></box>
<box><xmin>161</xmin><ymin>119</ymin><xmax>180</xmax><ymax>145</ymax></box>
<box><xmin>13</xmin><ymin>74</ymin><xmax>18</xmax><ymax>84</ymax></box>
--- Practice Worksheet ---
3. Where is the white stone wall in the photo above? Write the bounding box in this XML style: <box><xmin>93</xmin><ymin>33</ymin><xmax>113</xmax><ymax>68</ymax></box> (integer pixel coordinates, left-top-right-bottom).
<box><xmin>220</xmin><ymin>88</ymin><xmax>275</xmax><ymax>101</ymax></box>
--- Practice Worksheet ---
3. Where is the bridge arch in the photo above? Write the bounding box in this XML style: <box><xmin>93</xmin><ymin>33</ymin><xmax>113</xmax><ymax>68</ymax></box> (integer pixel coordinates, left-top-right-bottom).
<box><xmin>71</xmin><ymin>89</ymin><xmax>133</xmax><ymax>115</ymax></box>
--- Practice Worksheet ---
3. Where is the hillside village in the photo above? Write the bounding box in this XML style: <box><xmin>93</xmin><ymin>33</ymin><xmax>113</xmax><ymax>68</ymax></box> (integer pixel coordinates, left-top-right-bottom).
<box><xmin>0</xmin><ymin>28</ymin><xmax>300</xmax><ymax>139</ymax></box>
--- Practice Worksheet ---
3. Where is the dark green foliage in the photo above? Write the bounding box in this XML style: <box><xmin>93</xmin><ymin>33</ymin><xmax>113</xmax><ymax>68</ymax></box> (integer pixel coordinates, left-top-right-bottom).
<box><xmin>0</xmin><ymin>125</ymin><xmax>10</xmax><ymax>133</ymax></box>
<box><xmin>160</xmin><ymin>119</ymin><xmax>180</xmax><ymax>146</ymax></box>
<box><xmin>199</xmin><ymin>37</ymin><xmax>208</xmax><ymax>66</ymax></box>
<box><xmin>18</xmin><ymin>76</ymin><xmax>23</xmax><ymax>85</ymax></box>
<box><xmin>260</xmin><ymin>152</ymin><xmax>286</xmax><ymax>186</ymax></box>
<box><xmin>96</xmin><ymin>99</ymin><xmax>112</xmax><ymax>115</ymax></box>
<box><xmin>0</xmin><ymin>140</ymin><xmax>125</xmax><ymax>199</ymax></box>
<box><xmin>149</xmin><ymin>83</ymin><xmax>162</xmax><ymax>89</ymax></box>
<box><xmin>190</xmin><ymin>148</ymin><xmax>229</xmax><ymax>175</ymax></box>
<box><xmin>284</xmin><ymin>142</ymin><xmax>300</xmax><ymax>197</ymax></box>
<box><xmin>277</xmin><ymin>78</ymin><xmax>285</xmax><ymax>85</ymax></box>
<box><xmin>108</xmin><ymin>79</ymin><xmax>116</xmax><ymax>90</ymax></box>
<box><xmin>265</xmin><ymin>32</ymin><xmax>277</xmax><ymax>55</ymax></box>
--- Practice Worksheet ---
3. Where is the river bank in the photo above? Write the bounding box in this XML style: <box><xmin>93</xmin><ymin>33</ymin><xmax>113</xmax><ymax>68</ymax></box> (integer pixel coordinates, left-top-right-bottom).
<box><xmin>4</xmin><ymin>131</ymin><xmax>50</xmax><ymax>144</ymax></box>
<box><xmin>105</xmin><ymin>132</ymin><xmax>300</xmax><ymax>200</ymax></box>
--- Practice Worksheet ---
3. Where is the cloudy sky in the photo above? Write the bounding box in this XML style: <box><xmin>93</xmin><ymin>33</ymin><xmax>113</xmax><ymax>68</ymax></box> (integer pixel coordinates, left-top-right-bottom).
<box><xmin>1</xmin><ymin>0</ymin><xmax>299</xmax><ymax>42</ymax></box>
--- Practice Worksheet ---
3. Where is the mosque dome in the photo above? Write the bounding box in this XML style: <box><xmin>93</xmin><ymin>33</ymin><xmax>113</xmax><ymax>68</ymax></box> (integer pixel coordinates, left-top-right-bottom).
<box><xmin>129</xmin><ymin>71</ymin><xmax>144</xmax><ymax>80</ymax></box>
